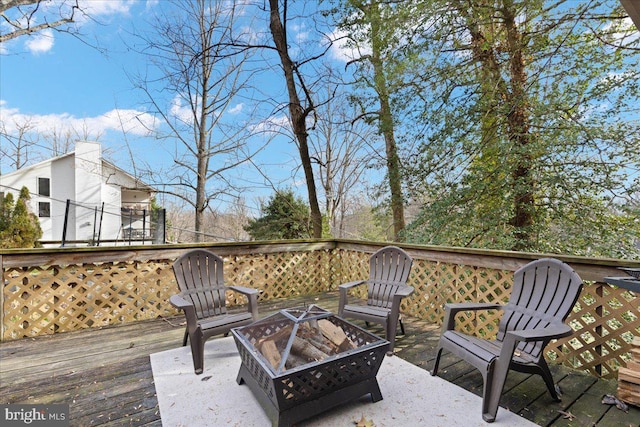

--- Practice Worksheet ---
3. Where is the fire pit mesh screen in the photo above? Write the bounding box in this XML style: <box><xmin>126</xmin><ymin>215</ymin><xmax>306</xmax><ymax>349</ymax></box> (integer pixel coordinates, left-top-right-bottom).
<box><xmin>232</xmin><ymin>304</ymin><xmax>389</xmax><ymax>412</ymax></box>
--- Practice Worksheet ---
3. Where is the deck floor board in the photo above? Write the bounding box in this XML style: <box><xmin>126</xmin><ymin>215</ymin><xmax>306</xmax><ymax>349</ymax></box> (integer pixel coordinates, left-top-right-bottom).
<box><xmin>1</xmin><ymin>291</ymin><xmax>638</xmax><ymax>426</ymax></box>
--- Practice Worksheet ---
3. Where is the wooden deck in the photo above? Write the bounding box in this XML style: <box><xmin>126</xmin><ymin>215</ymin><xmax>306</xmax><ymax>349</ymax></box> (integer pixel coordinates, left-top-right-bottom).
<box><xmin>1</xmin><ymin>292</ymin><xmax>638</xmax><ymax>426</ymax></box>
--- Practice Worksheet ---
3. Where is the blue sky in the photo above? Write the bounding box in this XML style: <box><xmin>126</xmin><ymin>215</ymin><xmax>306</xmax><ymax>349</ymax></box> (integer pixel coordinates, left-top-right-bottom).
<box><xmin>0</xmin><ymin>1</ymin><xmax>359</xmax><ymax>214</ymax></box>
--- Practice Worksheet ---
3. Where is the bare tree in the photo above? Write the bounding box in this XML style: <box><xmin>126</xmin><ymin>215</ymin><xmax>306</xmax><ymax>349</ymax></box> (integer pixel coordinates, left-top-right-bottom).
<box><xmin>333</xmin><ymin>0</ymin><xmax>413</xmax><ymax>241</ymax></box>
<box><xmin>131</xmin><ymin>0</ymin><xmax>261</xmax><ymax>241</ymax></box>
<box><xmin>267</xmin><ymin>0</ymin><xmax>325</xmax><ymax>238</ymax></box>
<box><xmin>309</xmin><ymin>88</ymin><xmax>376</xmax><ymax>237</ymax></box>
<box><xmin>0</xmin><ymin>0</ymin><xmax>79</xmax><ymax>43</ymax></box>
<box><xmin>0</xmin><ymin>118</ymin><xmax>38</xmax><ymax>170</ymax></box>
<box><xmin>45</xmin><ymin>121</ymin><xmax>102</xmax><ymax>156</ymax></box>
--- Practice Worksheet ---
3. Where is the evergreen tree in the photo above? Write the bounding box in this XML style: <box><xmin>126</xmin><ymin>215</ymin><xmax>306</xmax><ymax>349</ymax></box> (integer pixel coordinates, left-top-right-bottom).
<box><xmin>0</xmin><ymin>187</ymin><xmax>43</xmax><ymax>248</ymax></box>
<box><xmin>244</xmin><ymin>190</ymin><xmax>311</xmax><ymax>240</ymax></box>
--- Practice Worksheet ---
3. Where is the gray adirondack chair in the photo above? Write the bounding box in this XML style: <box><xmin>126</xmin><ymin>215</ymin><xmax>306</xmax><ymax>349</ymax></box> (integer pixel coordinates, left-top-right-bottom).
<box><xmin>170</xmin><ymin>249</ymin><xmax>259</xmax><ymax>374</ymax></box>
<box><xmin>338</xmin><ymin>246</ymin><xmax>414</xmax><ymax>353</ymax></box>
<box><xmin>431</xmin><ymin>258</ymin><xmax>583</xmax><ymax>422</ymax></box>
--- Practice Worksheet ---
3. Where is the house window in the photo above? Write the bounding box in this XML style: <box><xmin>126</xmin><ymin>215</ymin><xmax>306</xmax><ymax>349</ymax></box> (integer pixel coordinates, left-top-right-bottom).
<box><xmin>39</xmin><ymin>202</ymin><xmax>51</xmax><ymax>218</ymax></box>
<box><xmin>38</xmin><ymin>177</ymin><xmax>50</xmax><ymax>197</ymax></box>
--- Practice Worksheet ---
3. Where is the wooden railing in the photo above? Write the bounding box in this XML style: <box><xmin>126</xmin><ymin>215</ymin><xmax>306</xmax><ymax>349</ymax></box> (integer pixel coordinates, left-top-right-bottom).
<box><xmin>1</xmin><ymin>239</ymin><xmax>639</xmax><ymax>379</ymax></box>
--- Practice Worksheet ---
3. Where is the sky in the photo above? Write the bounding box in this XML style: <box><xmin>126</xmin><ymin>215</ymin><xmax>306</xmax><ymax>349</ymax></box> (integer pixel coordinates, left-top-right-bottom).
<box><xmin>0</xmin><ymin>0</ymin><xmax>358</xmax><ymax>216</ymax></box>
<box><xmin>3</xmin><ymin>0</ymin><xmax>636</xmax><ymax>220</ymax></box>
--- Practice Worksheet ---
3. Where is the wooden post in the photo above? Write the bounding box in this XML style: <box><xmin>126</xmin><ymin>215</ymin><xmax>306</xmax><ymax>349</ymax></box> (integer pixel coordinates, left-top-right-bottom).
<box><xmin>595</xmin><ymin>283</ymin><xmax>603</xmax><ymax>376</ymax></box>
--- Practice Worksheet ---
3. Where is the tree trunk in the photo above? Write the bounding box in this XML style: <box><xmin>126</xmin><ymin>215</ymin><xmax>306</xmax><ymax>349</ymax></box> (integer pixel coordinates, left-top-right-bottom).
<box><xmin>503</xmin><ymin>3</ymin><xmax>535</xmax><ymax>251</ymax></box>
<box><xmin>461</xmin><ymin>0</ymin><xmax>535</xmax><ymax>251</ymax></box>
<box><xmin>369</xmin><ymin>2</ymin><xmax>405</xmax><ymax>241</ymax></box>
<box><xmin>268</xmin><ymin>0</ymin><xmax>323</xmax><ymax>238</ymax></box>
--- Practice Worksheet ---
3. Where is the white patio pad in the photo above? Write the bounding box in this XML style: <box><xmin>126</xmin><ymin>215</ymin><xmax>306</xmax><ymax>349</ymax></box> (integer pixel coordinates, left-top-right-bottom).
<box><xmin>151</xmin><ymin>337</ymin><xmax>537</xmax><ymax>427</ymax></box>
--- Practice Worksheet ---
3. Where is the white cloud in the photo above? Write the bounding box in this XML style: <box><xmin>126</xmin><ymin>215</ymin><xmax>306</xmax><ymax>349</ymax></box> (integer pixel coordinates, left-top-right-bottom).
<box><xmin>78</xmin><ymin>0</ymin><xmax>135</xmax><ymax>17</ymax></box>
<box><xmin>169</xmin><ymin>96</ymin><xmax>194</xmax><ymax>125</ymax></box>
<box><xmin>145</xmin><ymin>0</ymin><xmax>160</xmax><ymax>10</ymax></box>
<box><xmin>250</xmin><ymin>115</ymin><xmax>290</xmax><ymax>135</ymax></box>
<box><xmin>601</xmin><ymin>17</ymin><xmax>639</xmax><ymax>45</ymax></box>
<box><xmin>0</xmin><ymin>101</ymin><xmax>157</xmax><ymax>137</ymax></box>
<box><xmin>25</xmin><ymin>29</ymin><xmax>54</xmax><ymax>54</ymax></box>
<box><xmin>228</xmin><ymin>103</ymin><xmax>244</xmax><ymax>114</ymax></box>
<box><xmin>328</xmin><ymin>27</ymin><xmax>370</xmax><ymax>63</ymax></box>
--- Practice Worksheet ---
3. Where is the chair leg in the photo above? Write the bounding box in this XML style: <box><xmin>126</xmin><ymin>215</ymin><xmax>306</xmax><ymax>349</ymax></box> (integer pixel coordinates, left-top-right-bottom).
<box><xmin>430</xmin><ymin>346</ymin><xmax>443</xmax><ymax>376</ymax></box>
<box><xmin>537</xmin><ymin>358</ymin><xmax>561</xmax><ymax>401</ymax></box>
<box><xmin>482</xmin><ymin>357</ymin><xmax>511</xmax><ymax>423</ymax></box>
<box><xmin>399</xmin><ymin>317</ymin><xmax>405</xmax><ymax>335</ymax></box>
<box><xmin>182</xmin><ymin>328</ymin><xmax>189</xmax><ymax>346</ymax></box>
<box><xmin>188</xmin><ymin>328</ymin><xmax>204</xmax><ymax>375</ymax></box>
<box><xmin>386</xmin><ymin>317</ymin><xmax>397</xmax><ymax>354</ymax></box>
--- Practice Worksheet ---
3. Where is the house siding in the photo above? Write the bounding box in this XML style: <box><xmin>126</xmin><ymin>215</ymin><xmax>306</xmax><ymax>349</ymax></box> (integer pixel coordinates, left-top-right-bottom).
<box><xmin>0</xmin><ymin>141</ymin><xmax>156</xmax><ymax>246</ymax></box>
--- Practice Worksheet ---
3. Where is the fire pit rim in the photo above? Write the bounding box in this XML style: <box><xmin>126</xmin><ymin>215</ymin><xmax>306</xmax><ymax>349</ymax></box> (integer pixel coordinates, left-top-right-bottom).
<box><xmin>231</xmin><ymin>304</ymin><xmax>389</xmax><ymax>376</ymax></box>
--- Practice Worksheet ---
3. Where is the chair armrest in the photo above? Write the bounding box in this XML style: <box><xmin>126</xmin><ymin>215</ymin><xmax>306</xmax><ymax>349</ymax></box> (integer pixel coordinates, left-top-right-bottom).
<box><xmin>169</xmin><ymin>294</ymin><xmax>198</xmax><ymax>329</ymax></box>
<box><xmin>338</xmin><ymin>280</ymin><xmax>367</xmax><ymax>290</ymax></box>
<box><xmin>338</xmin><ymin>280</ymin><xmax>366</xmax><ymax>316</ymax></box>
<box><xmin>228</xmin><ymin>285</ymin><xmax>259</xmax><ymax>296</ymax></box>
<box><xmin>442</xmin><ymin>302</ymin><xmax>504</xmax><ymax>331</ymax></box>
<box><xmin>170</xmin><ymin>294</ymin><xmax>193</xmax><ymax>310</ymax></box>
<box><xmin>391</xmin><ymin>285</ymin><xmax>414</xmax><ymax>308</ymax></box>
<box><xmin>227</xmin><ymin>286</ymin><xmax>259</xmax><ymax>321</ymax></box>
<box><xmin>506</xmin><ymin>323</ymin><xmax>573</xmax><ymax>342</ymax></box>
<box><xmin>394</xmin><ymin>285</ymin><xmax>414</xmax><ymax>297</ymax></box>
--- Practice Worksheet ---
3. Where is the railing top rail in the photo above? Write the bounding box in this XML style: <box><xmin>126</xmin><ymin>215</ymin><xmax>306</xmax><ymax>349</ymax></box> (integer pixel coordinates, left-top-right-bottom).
<box><xmin>1</xmin><ymin>238</ymin><xmax>639</xmax><ymax>282</ymax></box>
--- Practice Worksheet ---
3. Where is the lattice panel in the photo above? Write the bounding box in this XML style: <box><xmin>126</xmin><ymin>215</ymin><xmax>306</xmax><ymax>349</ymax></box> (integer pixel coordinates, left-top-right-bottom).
<box><xmin>225</xmin><ymin>250</ymin><xmax>332</xmax><ymax>300</ymax></box>
<box><xmin>2</xmin><ymin>260</ymin><xmax>178</xmax><ymax>339</ymax></box>
<box><xmin>402</xmin><ymin>260</ymin><xmax>512</xmax><ymax>340</ymax></box>
<box><xmin>2</xmin><ymin>251</ymin><xmax>335</xmax><ymax>340</ymax></box>
<box><xmin>331</xmin><ymin>249</ymin><xmax>370</xmax><ymax>292</ymax></box>
<box><xmin>546</xmin><ymin>283</ymin><xmax>640</xmax><ymax>379</ymax></box>
<box><xmin>2</xmin><ymin>246</ymin><xmax>639</xmax><ymax>379</ymax></box>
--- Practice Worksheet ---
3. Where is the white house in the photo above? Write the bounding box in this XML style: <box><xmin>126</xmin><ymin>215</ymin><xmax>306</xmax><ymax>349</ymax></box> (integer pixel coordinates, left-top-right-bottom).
<box><xmin>0</xmin><ymin>141</ymin><xmax>158</xmax><ymax>246</ymax></box>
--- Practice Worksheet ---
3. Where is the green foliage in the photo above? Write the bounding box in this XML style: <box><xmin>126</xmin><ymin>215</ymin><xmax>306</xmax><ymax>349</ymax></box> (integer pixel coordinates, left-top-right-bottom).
<box><xmin>244</xmin><ymin>190</ymin><xmax>311</xmax><ymax>240</ymax></box>
<box><xmin>402</xmin><ymin>0</ymin><xmax>640</xmax><ymax>258</ymax></box>
<box><xmin>0</xmin><ymin>187</ymin><xmax>43</xmax><ymax>248</ymax></box>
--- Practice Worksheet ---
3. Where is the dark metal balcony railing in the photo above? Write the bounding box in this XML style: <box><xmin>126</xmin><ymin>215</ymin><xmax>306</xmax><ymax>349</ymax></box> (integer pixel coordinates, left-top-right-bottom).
<box><xmin>1</xmin><ymin>240</ymin><xmax>638</xmax><ymax>379</ymax></box>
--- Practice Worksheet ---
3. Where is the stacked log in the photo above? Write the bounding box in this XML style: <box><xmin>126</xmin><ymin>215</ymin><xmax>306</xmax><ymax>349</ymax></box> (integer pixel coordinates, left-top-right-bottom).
<box><xmin>256</xmin><ymin>320</ymin><xmax>357</xmax><ymax>371</ymax></box>
<box><xmin>618</xmin><ymin>336</ymin><xmax>640</xmax><ymax>407</ymax></box>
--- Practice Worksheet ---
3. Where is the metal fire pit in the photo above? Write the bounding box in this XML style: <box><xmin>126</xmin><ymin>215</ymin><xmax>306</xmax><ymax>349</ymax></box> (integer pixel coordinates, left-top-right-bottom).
<box><xmin>232</xmin><ymin>305</ymin><xmax>389</xmax><ymax>427</ymax></box>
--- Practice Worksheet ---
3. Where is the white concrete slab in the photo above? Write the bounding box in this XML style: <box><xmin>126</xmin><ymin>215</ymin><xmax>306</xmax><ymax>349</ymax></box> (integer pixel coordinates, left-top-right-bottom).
<box><xmin>151</xmin><ymin>337</ymin><xmax>537</xmax><ymax>427</ymax></box>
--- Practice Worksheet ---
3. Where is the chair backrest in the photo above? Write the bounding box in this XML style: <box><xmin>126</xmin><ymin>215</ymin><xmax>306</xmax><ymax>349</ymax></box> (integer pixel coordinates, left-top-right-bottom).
<box><xmin>367</xmin><ymin>246</ymin><xmax>413</xmax><ymax>309</ymax></box>
<box><xmin>496</xmin><ymin>258</ymin><xmax>583</xmax><ymax>358</ymax></box>
<box><xmin>173</xmin><ymin>249</ymin><xmax>228</xmax><ymax>319</ymax></box>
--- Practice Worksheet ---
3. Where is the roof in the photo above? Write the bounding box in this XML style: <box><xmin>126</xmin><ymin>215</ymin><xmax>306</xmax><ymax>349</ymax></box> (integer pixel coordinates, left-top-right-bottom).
<box><xmin>0</xmin><ymin>147</ymin><xmax>155</xmax><ymax>192</ymax></box>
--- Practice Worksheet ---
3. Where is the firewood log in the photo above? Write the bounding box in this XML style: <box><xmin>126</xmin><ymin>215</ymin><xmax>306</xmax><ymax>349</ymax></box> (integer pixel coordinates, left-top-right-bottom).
<box><xmin>318</xmin><ymin>319</ymin><xmax>356</xmax><ymax>352</ymax></box>
<box><xmin>307</xmin><ymin>336</ymin><xmax>335</xmax><ymax>355</ymax></box>
<box><xmin>256</xmin><ymin>325</ymin><xmax>292</xmax><ymax>349</ymax></box>
<box><xmin>259</xmin><ymin>339</ymin><xmax>282</xmax><ymax>369</ymax></box>
<box><xmin>291</xmin><ymin>336</ymin><xmax>329</xmax><ymax>362</ymax></box>
<box><xmin>284</xmin><ymin>353</ymin><xmax>308</xmax><ymax>370</ymax></box>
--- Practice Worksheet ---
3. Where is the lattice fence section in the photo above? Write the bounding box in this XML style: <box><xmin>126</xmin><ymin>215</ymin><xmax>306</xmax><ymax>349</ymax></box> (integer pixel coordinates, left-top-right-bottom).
<box><xmin>547</xmin><ymin>283</ymin><xmax>640</xmax><ymax>379</ymax></box>
<box><xmin>2</xmin><ymin>259</ymin><xmax>178</xmax><ymax>340</ymax></box>
<box><xmin>2</xmin><ymin>250</ymin><xmax>335</xmax><ymax>340</ymax></box>
<box><xmin>331</xmin><ymin>249</ymin><xmax>370</xmax><ymax>297</ymax></box>
<box><xmin>2</xmin><ymin>246</ymin><xmax>638</xmax><ymax>379</ymax></box>
<box><xmin>332</xmin><ymin>251</ymin><xmax>513</xmax><ymax>340</ymax></box>
<box><xmin>403</xmin><ymin>260</ymin><xmax>513</xmax><ymax>339</ymax></box>
<box><xmin>225</xmin><ymin>250</ymin><xmax>333</xmax><ymax>300</ymax></box>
